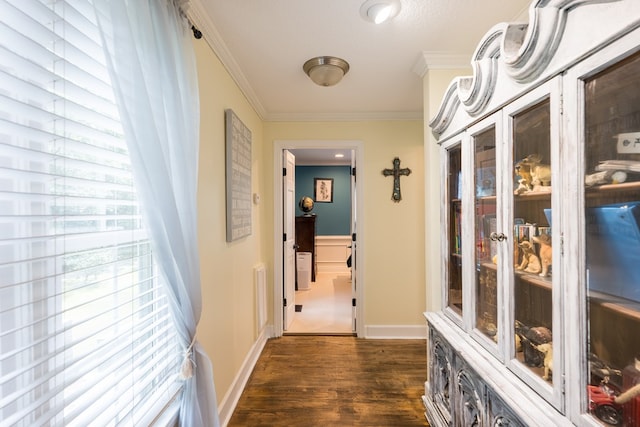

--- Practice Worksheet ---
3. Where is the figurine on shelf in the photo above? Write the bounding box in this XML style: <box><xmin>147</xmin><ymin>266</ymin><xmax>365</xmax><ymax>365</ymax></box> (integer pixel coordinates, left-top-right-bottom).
<box><xmin>514</xmin><ymin>178</ymin><xmax>531</xmax><ymax>195</ymax></box>
<box><xmin>514</xmin><ymin>237</ymin><xmax>522</xmax><ymax>269</ymax></box>
<box><xmin>514</xmin><ymin>159</ymin><xmax>533</xmax><ymax>193</ymax></box>
<box><xmin>514</xmin><ymin>154</ymin><xmax>551</xmax><ymax>193</ymax></box>
<box><xmin>588</xmin><ymin>383</ymin><xmax>623</xmax><ymax>426</ymax></box>
<box><xmin>536</xmin><ymin>343</ymin><xmax>553</xmax><ymax>381</ymax></box>
<box><xmin>515</xmin><ymin>333</ymin><xmax>522</xmax><ymax>352</ymax></box>
<box><xmin>527</xmin><ymin>326</ymin><xmax>552</xmax><ymax>344</ymax></box>
<box><xmin>515</xmin><ymin>322</ymin><xmax>552</xmax><ymax>367</ymax></box>
<box><xmin>483</xmin><ymin>322</ymin><xmax>498</xmax><ymax>342</ymax></box>
<box><xmin>532</xmin><ymin>233</ymin><xmax>552</xmax><ymax>277</ymax></box>
<box><xmin>590</xmin><ymin>353</ymin><xmax>623</xmax><ymax>391</ymax></box>
<box><xmin>527</xmin><ymin>154</ymin><xmax>552</xmax><ymax>187</ymax></box>
<box><xmin>585</xmin><ymin>169</ymin><xmax>628</xmax><ymax>187</ymax></box>
<box><xmin>516</xmin><ymin>240</ymin><xmax>542</xmax><ymax>274</ymax></box>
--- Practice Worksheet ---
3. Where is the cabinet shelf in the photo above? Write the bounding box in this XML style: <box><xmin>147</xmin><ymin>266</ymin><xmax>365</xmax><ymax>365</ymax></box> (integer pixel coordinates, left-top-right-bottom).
<box><xmin>589</xmin><ymin>290</ymin><xmax>640</xmax><ymax>322</ymax></box>
<box><xmin>480</xmin><ymin>262</ymin><xmax>497</xmax><ymax>271</ymax></box>
<box><xmin>514</xmin><ymin>191</ymin><xmax>552</xmax><ymax>201</ymax></box>
<box><xmin>481</xmin><ymin>262</ymin><xmax>552</xmax><ymax>290</ymax></box>
<box><xmin>586</xmin><ymin>179</ymin><xmax>640</xmax><ymax>197</ymax></box>
<box><xmin>515</xmin><ymin>270</ymin><xmax>552</xmax><ymax>290</ymax></box>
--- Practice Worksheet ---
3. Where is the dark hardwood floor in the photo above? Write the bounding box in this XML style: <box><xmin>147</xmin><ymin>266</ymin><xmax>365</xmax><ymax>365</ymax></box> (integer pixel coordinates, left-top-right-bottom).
<box><xmin>228</xmin><ymin>336</ymin><xmax>429</xmax><ymax>426</ymax></box>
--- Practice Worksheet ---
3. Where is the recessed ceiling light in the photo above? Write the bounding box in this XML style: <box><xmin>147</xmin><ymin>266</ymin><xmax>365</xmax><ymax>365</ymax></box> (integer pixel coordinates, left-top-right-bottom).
<box><xmin>335</xmin><ymin>153</ymin><xmax>345</xmax><ymax>158</ymax></box>
<box><xmin>360</xmin><ymin>0</ymin><xmax>400</xmax><ymax>24</ymax></box>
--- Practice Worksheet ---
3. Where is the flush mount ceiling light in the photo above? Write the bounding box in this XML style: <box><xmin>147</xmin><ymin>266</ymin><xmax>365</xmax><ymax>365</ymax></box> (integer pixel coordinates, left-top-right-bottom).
<box><xmin>303</xmin><ymin>56</ymin><xmax>350</xmax><ymax>87</ymax></box>
<box><xmin>360</xmin><ymin>0</ymin><xmax>401</xmax><ymax>24</ymax></box>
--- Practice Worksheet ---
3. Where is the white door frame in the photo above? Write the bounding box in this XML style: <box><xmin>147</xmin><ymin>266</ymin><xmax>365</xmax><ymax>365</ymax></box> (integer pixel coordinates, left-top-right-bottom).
<box><xmin>282</xmin><ymin>150</ymin><xmax>296</xmax><ymax>330</ymax></box>
<box><xmin>272</xmin><ymin>140</ymin><xmax>365</xmax><ymax>337</ymax></box>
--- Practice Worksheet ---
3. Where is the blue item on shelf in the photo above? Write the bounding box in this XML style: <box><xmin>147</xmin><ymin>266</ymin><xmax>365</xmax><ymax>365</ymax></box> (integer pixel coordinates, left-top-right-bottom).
<box><xmin>544</xmin><ymin>208</ymin><xmax>552</xmax><ymax>227</ymax></box>
<box><xmin>586</xmin><ymin>201</ymin><xmax>640</xmax><ymax>303</ymax></box>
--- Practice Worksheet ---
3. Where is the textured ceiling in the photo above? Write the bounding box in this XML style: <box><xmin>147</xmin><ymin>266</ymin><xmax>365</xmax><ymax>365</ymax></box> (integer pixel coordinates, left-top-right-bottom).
<box><xmin>191</xmin><ymin>0</ymin><xmax>531</xmax><ymax>122</ymax></box>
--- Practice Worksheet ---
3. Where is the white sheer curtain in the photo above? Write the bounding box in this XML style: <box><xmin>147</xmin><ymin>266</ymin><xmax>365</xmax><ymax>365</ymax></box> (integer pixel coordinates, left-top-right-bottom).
<box><xmin>93</xmin><ymin>1</ymin><xmax>219</xmax><ymax>426</ymax></box>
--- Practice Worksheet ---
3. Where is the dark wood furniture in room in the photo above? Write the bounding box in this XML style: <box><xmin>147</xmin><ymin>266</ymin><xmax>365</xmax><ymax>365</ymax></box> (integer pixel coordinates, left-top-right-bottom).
<box><xmin>295</xmin><ymin>215</ymin><xmax>316</xmax><ymax>282</ymax></box>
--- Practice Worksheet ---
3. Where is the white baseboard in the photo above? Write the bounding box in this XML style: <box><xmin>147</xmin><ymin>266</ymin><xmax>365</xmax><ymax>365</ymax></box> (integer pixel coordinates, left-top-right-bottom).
<box><xmin>218</xmin><ymin>325</ymin><xmax>273</xmax><ymax>426</ymax></box>
<box><xmin>316</xmin><ymin>262</ymin><xmax>350</xmax><ymax>274</ymax></box>
<box><xmin>364</xmin><ymin>325</ymin><xmax>427</xmax><ymax>339</ymax></box>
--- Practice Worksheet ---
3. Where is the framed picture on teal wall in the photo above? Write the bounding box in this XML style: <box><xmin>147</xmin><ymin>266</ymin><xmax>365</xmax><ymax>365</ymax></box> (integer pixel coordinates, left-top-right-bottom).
<box><xmin>314</xmin><ymin>178</ymin><xmax>333</xmax><ymax>203</ymax></box>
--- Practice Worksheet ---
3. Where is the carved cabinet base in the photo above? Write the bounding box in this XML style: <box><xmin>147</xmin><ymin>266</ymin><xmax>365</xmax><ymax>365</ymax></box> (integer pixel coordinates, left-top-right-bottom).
<box><xmin>423</xmin><ymin>312</ymin><xmax>571</xmax><ymax>427</ymax></box>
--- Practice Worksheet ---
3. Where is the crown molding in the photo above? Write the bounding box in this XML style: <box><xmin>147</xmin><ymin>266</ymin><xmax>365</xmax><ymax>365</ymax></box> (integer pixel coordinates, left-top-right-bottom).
<box><xmin>412</xmin><ymin>52</ymin><xmax>470</xmax><ymax>77</ymax></box>
<box><xmin>264</xmin><ymin>110</ymin><xmax>423</xmax><ymax>122</ymax></box>
<box><xmin>187</xmin><ymin>0</ymin><xmax>267</xmax><ymax>120</ymax></box>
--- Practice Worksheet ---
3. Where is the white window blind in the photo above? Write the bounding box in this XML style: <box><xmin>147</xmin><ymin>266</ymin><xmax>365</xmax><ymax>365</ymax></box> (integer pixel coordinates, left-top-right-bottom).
<box><xmin>0</xmin><ymin>1</ymin><xmax>182</xmax><ymax>425</ymax></box>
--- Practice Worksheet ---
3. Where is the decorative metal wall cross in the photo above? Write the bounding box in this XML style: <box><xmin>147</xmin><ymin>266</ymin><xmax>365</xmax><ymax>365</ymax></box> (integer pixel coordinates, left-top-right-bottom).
<box><xmin>382</xmin><ymin>157</ymin><xmax>411</xmax><ymax>202</ymax></box>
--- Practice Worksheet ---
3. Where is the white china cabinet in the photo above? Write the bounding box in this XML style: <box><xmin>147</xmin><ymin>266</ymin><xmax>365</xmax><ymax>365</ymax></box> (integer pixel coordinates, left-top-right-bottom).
<box><xmin>424</xmin><ymin>1</ymin><xmax>640</xmax><ymax>426</ymax></box>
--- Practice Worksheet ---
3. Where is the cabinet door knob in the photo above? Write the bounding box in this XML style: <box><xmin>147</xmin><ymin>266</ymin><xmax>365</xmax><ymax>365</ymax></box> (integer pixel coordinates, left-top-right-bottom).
<box><xmin>490</xmin><ymin>232</ymin><xmax>507</xmax><ymax>242</ymax></box>
<box><xmin>293</xmin><ymin>244</ymin><xmax>299</xmax><ymax>250</ymax></box>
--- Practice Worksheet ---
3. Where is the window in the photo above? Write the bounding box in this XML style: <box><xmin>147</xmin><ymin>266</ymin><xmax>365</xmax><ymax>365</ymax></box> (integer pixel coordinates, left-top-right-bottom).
<box><xmin>0</xmin><ymin>1</ymin><xmax>181</xmax><ymax>425</ymax></box>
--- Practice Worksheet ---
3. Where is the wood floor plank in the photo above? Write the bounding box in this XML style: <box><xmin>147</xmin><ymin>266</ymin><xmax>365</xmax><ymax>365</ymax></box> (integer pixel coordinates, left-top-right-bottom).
<box><xmin>228</xmin><ymin>336</ymin><xmax>429</xmax><ymax>426</ymax></box>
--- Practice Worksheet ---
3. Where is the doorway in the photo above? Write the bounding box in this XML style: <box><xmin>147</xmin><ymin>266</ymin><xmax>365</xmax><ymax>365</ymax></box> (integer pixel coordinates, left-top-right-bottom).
<box><xmin>286</xmin><ymin>271</ymin><xmax>353</xmax><ymax>334</ymax></box>
<box><xmin>273</xmin><ymin>140</ymin><xmax>364</xmax><ymax>337</ymax></box>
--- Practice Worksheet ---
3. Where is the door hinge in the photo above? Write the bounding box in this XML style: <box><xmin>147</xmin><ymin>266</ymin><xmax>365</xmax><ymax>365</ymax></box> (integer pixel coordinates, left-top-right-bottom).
<box><xmin>283</xmin><ymin>167</ymin><xmax>287</xmax><ymax>176</ymax></box>
<box><xmin>283</xmin><ymin>298</ymin><xmax>287</xmax><ymax>307</ymax></box>
<box><xmin>351</xmin><ymin>167</ymin><xmax>356</xmax><ymax>177</ymax></box>
<box><xmin>352</xmin><ymin>233</ymin><xmax>356</xmax><ymax>242</ymax></box>
<box><xmin>283</xmin><ymin>233</ymin><xmax>287</xmax><ymax>242</ymax></box>
<box><xmin>352</xmin><ymin>298</ymin><xmax>356</xmax><ymax>307</ymax></box>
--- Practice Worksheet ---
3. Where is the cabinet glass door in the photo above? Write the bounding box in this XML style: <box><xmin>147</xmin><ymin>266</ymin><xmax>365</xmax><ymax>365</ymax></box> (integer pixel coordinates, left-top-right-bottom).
<box><xmin>447</xmin><ymin>144</ymin><xmax>463</xmax><ymax>316</ymax></box>
<box><xmin>583</xmin><ymin>51</ymin><xmax>640</xmax><ymax>427</ymax></box>
<box><xmin>473</xmin><ymin>127</ymin><xmax>498</xmax><ymax>342</ymax></box>
<box><xmin>511</xmin><ymin>99</ymin><xmax>554</xmax><ymax>385</ymax></box>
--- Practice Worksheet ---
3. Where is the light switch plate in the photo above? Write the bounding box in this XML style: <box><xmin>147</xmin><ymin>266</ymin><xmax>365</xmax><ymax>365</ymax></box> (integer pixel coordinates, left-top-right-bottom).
<box><xmin>616</xmin><ymin>132</ymin><xmax>640</xmax><ymax>153</ymax></box>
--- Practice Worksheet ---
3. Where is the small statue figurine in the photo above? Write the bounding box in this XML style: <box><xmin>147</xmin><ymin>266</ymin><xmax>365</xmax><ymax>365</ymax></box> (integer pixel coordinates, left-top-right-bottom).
<box><xmin>532</xmin><ymin>233</ymin><xmax>552</xmax><ymax>277</ymax></box>
<box><xmin>516</xmin><ymin>240</ymin><xmax>542</xmax><ymax>274</ymax></box>
<box><xmin>514</xmin><ymin>154</ymin><xmax>551</xmax><ymax>193</ymax></box>
<box><xmin>536</xmin><ymin>343</ymin><xmax>553</xmax><ymax>381</ymax></box>
<box><xmin>514</xmin><ymin>159</ymin><xmax>533</xmax><ymax>193</ymax></box>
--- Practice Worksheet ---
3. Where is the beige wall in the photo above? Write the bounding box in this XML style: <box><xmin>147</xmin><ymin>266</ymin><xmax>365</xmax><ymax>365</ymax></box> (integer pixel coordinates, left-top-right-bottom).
<box><xmin>193</xmin><ymin>39</ymin><xmax>267</xmax><ymax>402</ymax></box>
<box><xmin>263</xmin><ymin>121</ymin><xmax>425</xmax><ymax>326</ymax></box>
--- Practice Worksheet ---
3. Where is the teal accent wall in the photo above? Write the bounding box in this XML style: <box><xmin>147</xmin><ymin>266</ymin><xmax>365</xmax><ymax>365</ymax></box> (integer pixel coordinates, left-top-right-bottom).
<box><xmin>295</xmin><ymin>166</ymin><xmax>351</xmax><ymax>236</ymax></box>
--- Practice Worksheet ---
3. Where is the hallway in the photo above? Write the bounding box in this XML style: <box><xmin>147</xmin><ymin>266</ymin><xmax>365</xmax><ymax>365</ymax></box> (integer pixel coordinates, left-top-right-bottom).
<box><xmin>287</xmin><ymin>272</ymin><xmax>353</xmax><ymax>334</ymax></box>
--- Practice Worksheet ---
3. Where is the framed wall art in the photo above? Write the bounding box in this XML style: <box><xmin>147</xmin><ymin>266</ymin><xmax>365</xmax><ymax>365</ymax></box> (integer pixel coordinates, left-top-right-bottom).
<box><xmin>314</xmin><ymin>178</ymin><xmax>334</xmax><ymax>203</ymax></box>
<box><xmin>225</xmin><ymin>109</ymin><xmax>252</xmax><ymax>242</ymax></box>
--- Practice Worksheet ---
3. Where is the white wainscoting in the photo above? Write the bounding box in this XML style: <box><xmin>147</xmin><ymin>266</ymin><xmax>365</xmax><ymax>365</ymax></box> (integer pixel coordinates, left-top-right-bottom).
<box><xmin>315</xmin><ymin>235</ymin><xmax>351</xmax><ymax>274</ymax></box>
